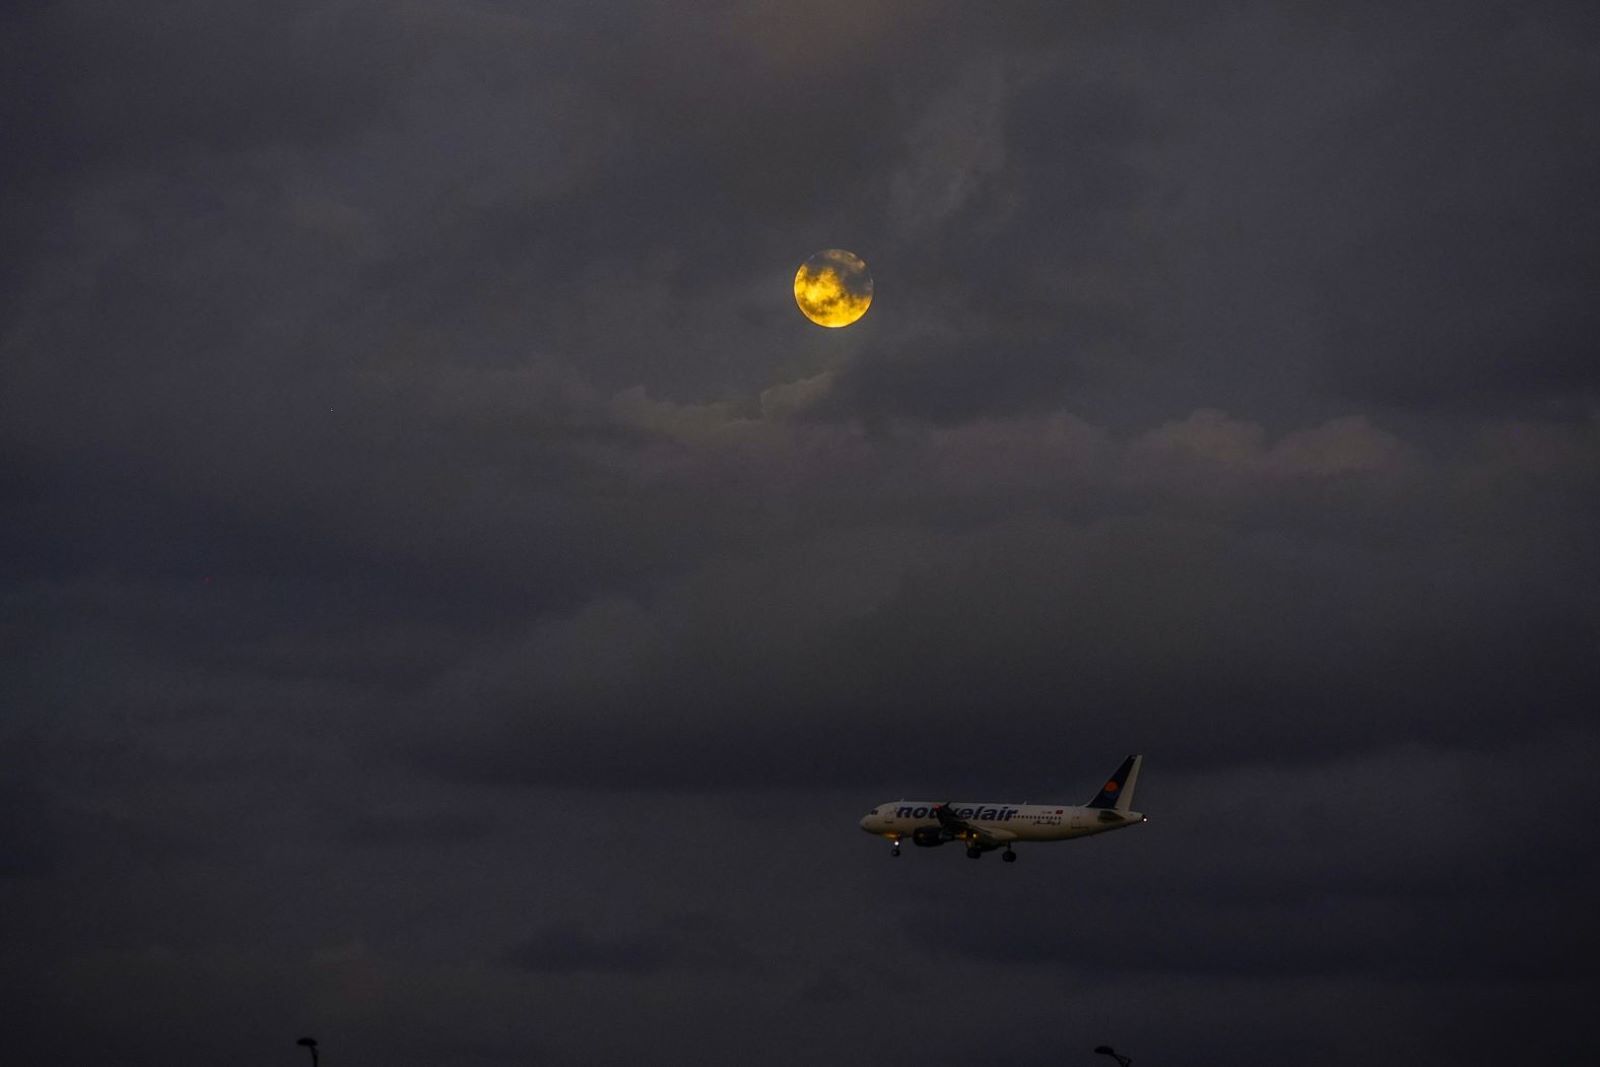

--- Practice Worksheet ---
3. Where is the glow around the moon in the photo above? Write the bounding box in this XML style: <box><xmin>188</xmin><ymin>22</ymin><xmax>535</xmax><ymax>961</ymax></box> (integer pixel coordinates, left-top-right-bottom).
<box><xmin>794</xmin><ymin>249</ymin><xmax>872</xmax><ymax>327</ymax></box>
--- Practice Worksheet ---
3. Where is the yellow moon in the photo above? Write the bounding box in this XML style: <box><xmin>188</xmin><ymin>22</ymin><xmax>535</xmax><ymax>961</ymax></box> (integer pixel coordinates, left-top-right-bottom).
<box><xmin>794</xmin><ymin>249</ymin><xmax>872</xmax><ymax>328</ymax></box>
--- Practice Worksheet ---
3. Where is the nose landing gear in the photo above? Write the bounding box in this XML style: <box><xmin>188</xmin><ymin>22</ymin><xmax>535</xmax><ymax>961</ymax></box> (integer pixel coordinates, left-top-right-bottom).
<box><xmin>1002</xmin><ymin>848</ymin><xmax>1017</xmax><ymax>863</ymax></box>
<box><xmin>966</xmin><ymin>845</ymin><xmax>983</xmax><ymax>859</ymax></box>
<box><xmin>890</xmin><ymin>838</ymin><xmax>901</xmax><ymax>857</ymax></box>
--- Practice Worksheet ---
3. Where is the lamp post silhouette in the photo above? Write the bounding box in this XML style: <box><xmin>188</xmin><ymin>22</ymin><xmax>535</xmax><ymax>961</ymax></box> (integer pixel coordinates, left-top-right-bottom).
<box><xmin>296</xmin><ymin>1037</ymin><xmax>319</xmax><ymax>1066</ymax></box>
<box><xmin>1094</xmin><ymin>1046</ymin><xmax>1131</xmax><ymax>1067</ymax></box>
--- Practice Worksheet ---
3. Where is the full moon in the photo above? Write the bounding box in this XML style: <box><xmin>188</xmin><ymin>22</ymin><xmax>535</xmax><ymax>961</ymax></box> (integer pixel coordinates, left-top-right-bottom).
<box><xmin>794</xmin><ymin>249</ymin><xmax>872</xmax><ymax>328</ymax></box>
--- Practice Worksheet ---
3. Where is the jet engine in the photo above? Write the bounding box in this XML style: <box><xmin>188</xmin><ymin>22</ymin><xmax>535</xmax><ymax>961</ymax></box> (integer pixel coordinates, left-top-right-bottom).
<box><xmin>911</xmin><ymin>826</ymin><xmax>948</xmax><ymax>847</ymax></box>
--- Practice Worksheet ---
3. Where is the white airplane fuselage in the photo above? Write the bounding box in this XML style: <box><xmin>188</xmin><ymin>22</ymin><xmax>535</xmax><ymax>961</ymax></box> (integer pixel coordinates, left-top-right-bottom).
<box><xmin>858</xmin><ymin>754</ymin><xmax>1147</xmax><ymax>859</ymax></box>
<box><xmin>858</xmin><ymin>800</ymin><xmax>1144</xmax><ymax>844</ymax></box>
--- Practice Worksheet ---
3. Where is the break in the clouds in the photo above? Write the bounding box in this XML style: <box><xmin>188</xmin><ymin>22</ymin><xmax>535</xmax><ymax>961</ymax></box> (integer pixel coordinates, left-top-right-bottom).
<box><xmin>2</xmin><ymin>2</ymin><xmax>1598</xmax><ymax>1065</ymax></box>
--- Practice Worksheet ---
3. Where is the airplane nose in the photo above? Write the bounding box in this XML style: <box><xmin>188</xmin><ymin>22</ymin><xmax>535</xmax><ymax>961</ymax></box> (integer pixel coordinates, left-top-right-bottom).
<box><xmin>858</xmin><ymin>815</ymin><xmax>873</xmax><ymax>832</ymax></box>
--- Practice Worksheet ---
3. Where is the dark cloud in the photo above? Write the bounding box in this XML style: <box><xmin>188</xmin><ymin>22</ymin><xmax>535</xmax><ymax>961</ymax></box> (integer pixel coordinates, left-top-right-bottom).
<box><xmin>504</xmin><ymin>923</ymin><xmax>678</xmax><ymax>976</ymax></box>
<box><xmin>404</xmin><ymin>411</ymin><xmax>1597</xmax><ymax>793</ymax></box>
<box><xmin>3</xmin><ymin>2</ymin><xmax>1597</xmax><ymax>1064</ymax></box>
<box><xmin>797</xmin><ymin>966</ymin><xmax>854</xmax><ymax>1005</ymax></box>
<box><xmin>1312</xmin><ymin>6</ymin><xmax>1600</xmax><ymax>410</ymax></box>
<box><xmin>0</xmin><ymin>784</ymin><xmax>66</xmax><ymax>878</ymax></box>
<box><xmin>504</xmin><ymin>912</ymin><xmax>750</xmax><ymax>979</ymax></box>
<box><xmin>344</xmin><ymin>807</ymin><xmax>498</xmax><ymax>847</ymax></box>
<box><xmin>913</xmin><ymin>740</ymin><xmax>1600</xmax><ymax>979</ymax></box>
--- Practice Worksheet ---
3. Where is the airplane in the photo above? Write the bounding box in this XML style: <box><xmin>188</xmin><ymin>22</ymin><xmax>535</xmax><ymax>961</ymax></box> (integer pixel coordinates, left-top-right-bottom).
<box><xmin>858</xmin><ymin>754</ymin><xmax>1146</xmax><ymax>862</ymax></box>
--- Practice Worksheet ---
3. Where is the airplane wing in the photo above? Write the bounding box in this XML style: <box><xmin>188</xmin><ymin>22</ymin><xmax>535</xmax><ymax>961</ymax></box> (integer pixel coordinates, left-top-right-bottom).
<box><xmin>932</xmin><ymin>803</ymin><xmax>1017</xmax><ymax>847</ymax></box>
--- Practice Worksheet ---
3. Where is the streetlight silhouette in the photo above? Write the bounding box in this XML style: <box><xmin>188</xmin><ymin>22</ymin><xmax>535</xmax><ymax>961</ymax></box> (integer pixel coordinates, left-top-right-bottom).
<box><xmin>296</xmin><ymin>1037</ymin><xmax>319</xmax><ymax>1066</ymax></box>
<box><xmin>1094</xmin><ymin>1046</ymin><xmax>1132</xmax><ymax>1067</ymax></box>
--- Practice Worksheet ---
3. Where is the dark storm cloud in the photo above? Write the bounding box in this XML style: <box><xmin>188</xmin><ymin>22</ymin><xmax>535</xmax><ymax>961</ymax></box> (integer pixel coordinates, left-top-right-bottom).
<box><xmin>803</xmin><ymin>1</ymin><xmax>1600</xmax><ymax>427</ymax></box>
<box><xmin>503</xmin><ymin>912</ymin><xmax>747</xmax><ymax>977</ymax></box>
<box><xmin>0</xmin><ymin>784</ymin><xmax>67</xmax><ymax>878</ymax></box>
<box><xmin>410</xmin><ymin>408</ymin><xmax>1597</xmax><ymax>792</ymax></box>
<box><xmin>813</xmin><ymin>52</ymin><xmax>1158</xmax><ymax>424</ymax></box>
<box><xmin>797</xmin><ymin>966</ymin><xmax>854</xmax><ymax>1004</ymax></box>
<box><xmin>0</xmin><ymin>3</ymin><xmax>407</xmax><ymax>176</ymax></box>
<box><xmin>504</xmin><ymin>923</ymin><xmax>677</xmax><ymax>976</ymax></box>
<box><xmin>0</xmin><ymin>2</ymin><xmax>411</xmax><ymax>333</ymax></box>
<box><xmin>922</xmin><ymin>891</ymin><xmax>1591</xmax><ymax>982</ymax></box>
<box><xmin>344</xmin><ymin>807</ymin><xmax>497</xmax><ymax>846</ymax></box>
<box><xmin>1312</xmin><ymin>6</ymin><xmax>1600</xmax><ymax>410</ymax></box>
<box><xmin>4</xmin><ymin>2</ymin><xmax>1599</xmax><ymax>1065</ymax></box>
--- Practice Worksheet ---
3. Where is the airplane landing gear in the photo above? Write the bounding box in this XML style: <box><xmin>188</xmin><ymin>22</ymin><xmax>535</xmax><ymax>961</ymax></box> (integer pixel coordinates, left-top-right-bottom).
<box><xmin>890</xmin><ymin>843</ymin><xmax>901</xmax><ymax>857</ymax></box>
<box><xmin>1002</xmin><ymin>849</ymin><xmax>1017</xmax><ymax>863</ymax></box>
<box><xmin>966</xmin><ymin>846</ymin><xmax>982</xmax><ymax>859</ymax></box>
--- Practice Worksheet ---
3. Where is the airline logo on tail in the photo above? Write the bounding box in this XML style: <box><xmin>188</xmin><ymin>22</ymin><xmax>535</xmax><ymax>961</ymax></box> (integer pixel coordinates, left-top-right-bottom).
<box><xmin>1085</xmin><ymin>755</ymin><xmax>1141</xmax><ymax>811</ymax></box>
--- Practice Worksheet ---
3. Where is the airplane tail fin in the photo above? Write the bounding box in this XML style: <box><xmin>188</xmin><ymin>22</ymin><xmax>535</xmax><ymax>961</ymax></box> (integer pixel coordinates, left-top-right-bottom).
<box><xmin>1086</xmin><ymin>755</ymin><xmax>1142</xmax><ymax>812</ymax></box>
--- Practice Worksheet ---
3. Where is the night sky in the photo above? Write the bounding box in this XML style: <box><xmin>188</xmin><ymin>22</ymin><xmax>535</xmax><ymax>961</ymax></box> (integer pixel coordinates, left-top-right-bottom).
<box><xmin>4</xmin><ymin>3</ymin><xmax>1599</xmax><ymax>1064</ymax></box>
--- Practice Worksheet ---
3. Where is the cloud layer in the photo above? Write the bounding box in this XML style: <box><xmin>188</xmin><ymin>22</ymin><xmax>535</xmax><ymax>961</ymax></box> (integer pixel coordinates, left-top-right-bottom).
<box><xmin>2</xmin><ymin>2</ymin><xmax>1597</xmax><ymax>1064</ymax></box>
